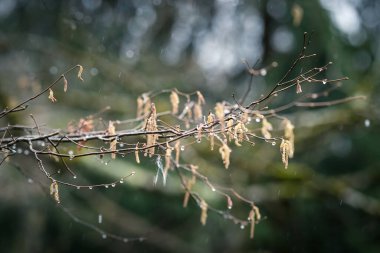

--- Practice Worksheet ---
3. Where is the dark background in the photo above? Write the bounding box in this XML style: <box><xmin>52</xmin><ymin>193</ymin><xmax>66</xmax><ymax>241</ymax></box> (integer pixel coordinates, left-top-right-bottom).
<box><xmin>0</xmin><ymin>0</ymin><xmax>379</xmax><ymax>252</ymax></box>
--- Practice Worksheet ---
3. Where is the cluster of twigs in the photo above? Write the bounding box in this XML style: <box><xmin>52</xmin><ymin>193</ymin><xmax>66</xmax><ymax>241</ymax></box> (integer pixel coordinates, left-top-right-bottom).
<box><xmin>0</xmin><ymin>33</ymin><xmax>364</xmax><ymax>240</ymax></box>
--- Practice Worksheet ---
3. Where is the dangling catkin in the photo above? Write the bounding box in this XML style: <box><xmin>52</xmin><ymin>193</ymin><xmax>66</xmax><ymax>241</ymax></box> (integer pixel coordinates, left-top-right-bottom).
<box><xmin>200</xmin><ymin>199</ymin><xmax>208</xmax><ymax>225</ymax></box>
<box><xmin>135</xmin><ymin>144</ymin><xmax>140</xmax><ymax>164</ymax></box>
<box><xmin>215</xmin><ymin>102</ymin><xmax>225</xmax><ymax>131</ymax></box>
<box><xmin>50</xmin><ymin>181</ymin><xmax>60</xmax><ymax>204</ymax></box>
<box><xmin>280</xmin><ymin>139</ymin><xmax>291</xmax><ymax>169</ymax></box>
<box><xmin>170</xmin><ymin>91</ymin><xmax>180</xmax><ymax>114</ymax></box>
<box><xmin>261</xmin><ymin>118</ymin><xmax>273</xmax><ymax>139</ymax></box>
<box><xmin>164</xmin><ymin>146</ymin><xmax>172</xmax><ymax>176</ymax></box>
<box><xmin>145</xmin><ymin>103</ymin><xmax>158</xmax><ymax>157</ymax></box>
<box><xmin>108</xmin><ymin>121</ymin><xmax>117</xmax><ymax>159</ymax></box>
<box><xmin>219</xmin><ymin>142</ymin><xmax>232</xmax><ymax>169</ymax></box>
<box><xmin>282</xmin><ymin>119</ymin><xmax>295</xmax><ymax>158</ymax></box>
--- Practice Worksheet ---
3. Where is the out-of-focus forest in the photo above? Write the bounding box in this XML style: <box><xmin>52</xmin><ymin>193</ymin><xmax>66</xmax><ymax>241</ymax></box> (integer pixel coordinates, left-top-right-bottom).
<box><xmin>0</xmin><ymin>0</ymin><xmax>379</xmax><ymax>252</ymax></box>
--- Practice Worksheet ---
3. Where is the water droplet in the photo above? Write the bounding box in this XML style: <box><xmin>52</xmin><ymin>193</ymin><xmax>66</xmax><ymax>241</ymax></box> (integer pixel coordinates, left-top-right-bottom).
<box><xmin>247</xmin><ymin>117</ymin><xmax>252</xmax><ymax>122</ymax></box>
<box><xmin>228</xmin><ymin>205</ymin><xmax>232</xmax><ymax>210</ymax></box>
<box><xmin>111</xmin><ymin>183</ymin><xmax>116</xmax><ymax>187</ymax></box>
<box><xmin>77</xmin><ymin>186</ymin><xmax>80</xmax><ymax>190</ymax></box>
<box><xmin>73</xmin><ymin>175</ymin><xmax>77</xmax><ymax>179</ymax></box>
<box><xmin>119</xmin><ymin>180</ymin><xmax>124</xmax><ymax>184</ymax></box>
<box><xmin>211</xmin><ymin>187</ymin><xmax>216</xmax><ymax>192</ymax></box>
<box><xmin>89</xmin><ymin>187</ymin><xmax>93</xmax><ymax>190</ymax></box>
<box><xmin>104</xmin><ymin>162</ymin><xmax>108</xmax><ymax>166</ymax></box>
<box><xmin>105</xmin><ymin>185</ymin><xmax>109</xmax><ymax>188</ymax></box>
<box><xmin>169</xmin><ymin>137</ymin><xmax>174</xmax><ymax>141</ymax></box>
<box><xmin>180</xmin><ymin>146</ymin><xmax>185</xmax><ymax>151</ymax></box>
<box><xmin>196</xmin><ymin>139</ymin><xmax>201</xmax><ymax>143</ymax></box>
<box><xmin>240</xmin><ymin>224</ymin><xmax>245</xmax><ymax>229</ymax></box>
<box><xmin>123</xmin><ymin>238</ymin><xmax>129</xmax><ymax>243</ymax></box>
<box><xmin>40</xmin><ymin>142</ymin><xmax>45</xmax><ymax>147</ymax></box>
<box><xmin>102</xmin><ymin>234</ymin><xmax>107</xmax><ymax>239</ymax></box>
<box><xmin>27</xmin><ymin>178</ymin><xmax>33</xmax><ymax>184</ymax></box>
<box><xmin>272</xmin><ymin>142</ymin><xmax>276</xmax><ymax>146</ymax></box>
<box><xmin>119</xmin><ymin>143</ymin><xmax>124</xmax><ymax>148</ymax></box>
<box><xmin>17</xmin><ymin>148</ymin><xmax>22</xmax><ymax>154</ymax></box>
<box><xmin>364</xmin><ymin>119</ymin><xmax>370</xmax><ymax>127</ymax></box>
<box><xmin>24</xmin><ymin>150</ymin><xmax>30</xmax><ymax>155</ymax></box>
<box><xmin>98</xmin><ymin>214</ymin><xmax>102</xmax><ymax>224</ymax></box>
<box><xmin>322</xmin><ymin>79</ymin><xmax>327</xmax><ymax>84</ymax></box>
<box><xmin>255</xmin><ymin>118</ymin><xmax>261</xmax><ymax>123</ymax></box>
